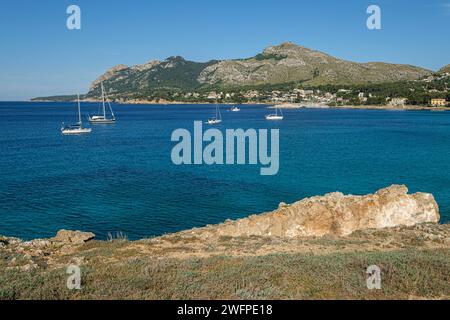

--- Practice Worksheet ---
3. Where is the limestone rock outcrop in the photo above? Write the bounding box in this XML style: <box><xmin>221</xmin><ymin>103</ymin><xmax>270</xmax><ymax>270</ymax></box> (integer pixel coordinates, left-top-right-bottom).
<box><xmin>189</xmin><ymin>185</ymin><xmax>440</xmax><ymax>238</ymax></box>
<box><xmin>52</xmin><ymin>230</ymin><xmax>95</xmax><ymax>244</ymax></box>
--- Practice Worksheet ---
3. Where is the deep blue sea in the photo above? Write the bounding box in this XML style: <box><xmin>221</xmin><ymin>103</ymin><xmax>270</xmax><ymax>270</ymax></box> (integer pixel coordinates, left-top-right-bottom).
<box><xmin>1</xmin><ymin>102</ymin><xmax>449</xmax><ymax>240</ymax></box>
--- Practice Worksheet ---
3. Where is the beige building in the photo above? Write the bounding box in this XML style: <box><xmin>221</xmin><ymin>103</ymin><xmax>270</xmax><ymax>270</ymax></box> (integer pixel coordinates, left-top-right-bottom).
<box><xmin>389</xmin><ymin>98</ymin><xmax>407</xmax><ymax>107</ymax></box>
<box><xmin>207</xmin><ymin>91</ymin><xmax>221</xmax><ymax>100</ymax></box>
<box><xmin>430</xmin><ymin>98</ymin><xmax>447</xmax><ymax>107</ymax></box>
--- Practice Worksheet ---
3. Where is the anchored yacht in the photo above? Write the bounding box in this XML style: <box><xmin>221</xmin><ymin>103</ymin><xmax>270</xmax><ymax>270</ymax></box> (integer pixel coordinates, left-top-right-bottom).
<box><xmin>207</xmin><ymin>104</ymin><xmax>222</xmax><ymax>125</ymax></box>
<box><xmin>61</xmin><ymin>94</ymin><xmax>92</xmax><ymax>135</ymax></box>
<box><xmin>88</xmin><ymin>82</ymin><xmax>116</xmax><ymax>124</ymax></box>
<box><xmin>265</xmin><ymin>105</ymin><xmax>284</xmax><ymax>120</ymax></box>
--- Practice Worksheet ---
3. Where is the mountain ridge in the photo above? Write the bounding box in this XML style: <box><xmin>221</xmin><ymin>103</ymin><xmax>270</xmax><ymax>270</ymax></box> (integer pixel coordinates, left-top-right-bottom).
<box><xmin>197</xmin><ymin>42</ymin><xmax>432</xmax><ymax>87</ymax></box>
<box><xmin>33</xmin><ymin>42</ymin><xmax>447</xmax><ymax>101</ymax></box>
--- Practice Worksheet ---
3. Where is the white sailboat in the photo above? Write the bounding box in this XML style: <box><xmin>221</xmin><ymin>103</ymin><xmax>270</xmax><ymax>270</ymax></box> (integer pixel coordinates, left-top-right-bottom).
<box><xmin>230</xmin><ymin>106</ymin><xmax>240</xmax><ymax>112</ymax></box>
<box><xmin>88</xmin><ymin>82</ymin><xmax>116</xmax><ymax>124</ymax></box>
<box><xmin>61</xmin><ymin>94</ymin><xmax>92</xmax><ymax>135</ymax></box>
<box><xmin>207</xmin><ymin>103</ymin><xmax>222</xmax><ymax>125</ymax></box>
<box><xmin>266</xmin><ymin>105</ymin><xmax>284</xmax><ymax>120</ymax></box>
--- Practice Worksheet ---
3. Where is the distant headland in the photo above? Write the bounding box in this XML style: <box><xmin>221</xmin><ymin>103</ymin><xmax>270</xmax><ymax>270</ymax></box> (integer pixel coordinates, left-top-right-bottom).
<box><xmin>32</xmin><ymin>42</ymin><xmax>450</xmax><ymax>110</ymax></box>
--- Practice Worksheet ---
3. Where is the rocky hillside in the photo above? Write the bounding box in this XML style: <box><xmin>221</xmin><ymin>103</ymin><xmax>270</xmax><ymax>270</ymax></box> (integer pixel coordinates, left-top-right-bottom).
<box><xmin>81</xmin><ymin>42</ymin><xmax>431</xmax><ymax>100</ymax></box>
<box><xmin>86</xmin><ymin>56</ymin><xmax>217</xmax><ymax>100</ymax></box>
<box><xmin>199</xmin><ymin>42</ymin><xmax>431</xmax><ymax>87</ymax></box>
<box><xmin>439</xmin><ymin>64</ymin><xmax>450</xmax><ymax>74</ymax></box>
<box><xmin>1</xmin><ymin>185</ymin><xmax>449</xmax><ymax>299</ymax></box>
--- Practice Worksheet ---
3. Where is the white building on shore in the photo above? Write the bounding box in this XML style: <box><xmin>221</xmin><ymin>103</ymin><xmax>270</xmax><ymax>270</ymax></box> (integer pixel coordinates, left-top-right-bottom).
<box><xmin>389</xmin><ymin>98</ymin><xmax>407</xmax><ymax>107</ymax></box>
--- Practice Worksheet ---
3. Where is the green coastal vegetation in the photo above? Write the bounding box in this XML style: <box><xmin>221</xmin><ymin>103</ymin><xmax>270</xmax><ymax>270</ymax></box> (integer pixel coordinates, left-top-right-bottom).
<box><xmin>32</xmin><ymin>75</ymin><xmax>450</xmax><ymax>107</ymax></box>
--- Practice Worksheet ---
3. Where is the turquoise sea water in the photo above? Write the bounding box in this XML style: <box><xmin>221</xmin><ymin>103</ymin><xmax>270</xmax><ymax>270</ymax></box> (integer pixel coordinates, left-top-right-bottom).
<box><xmin>0</xmin><ymin>102</ymin><xmax>449</xmax><ymax>240</ymax></box>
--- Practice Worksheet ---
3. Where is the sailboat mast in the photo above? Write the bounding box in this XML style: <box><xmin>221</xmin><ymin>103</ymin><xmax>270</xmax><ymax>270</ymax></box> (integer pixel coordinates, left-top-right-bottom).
<box><xmin>101</xmin><ymin>83</ymin><xmax>106</xmax><ymax>118</ymax></box>
<box><xmin>216</xmin><ymin>103</ymin><xmax>221</xmax><ymax>119</ymax></box>
<box><xmin>77</xmin><ymin>94</ymin><xmax>81</xmax><ymax>124</ymax></box>
<box><xmin>104</xmin><ymin>88</ymin><xmax>115</xmax><ymax>119</ymax></box>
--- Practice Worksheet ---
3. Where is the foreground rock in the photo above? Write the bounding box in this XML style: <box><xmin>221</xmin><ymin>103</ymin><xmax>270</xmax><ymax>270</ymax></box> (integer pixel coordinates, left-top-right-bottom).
<box><xmin>186</xmin><ymin>185</ymin><xmax>440</xmax><ymax>238</ymax></box>
<box><xmin>51</xmin><ymin>230</ymin><xmax>95</xmax><ymax>244</ymax></box>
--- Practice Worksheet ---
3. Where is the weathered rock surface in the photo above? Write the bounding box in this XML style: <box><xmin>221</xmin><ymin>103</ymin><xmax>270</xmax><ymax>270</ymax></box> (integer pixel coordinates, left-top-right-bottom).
<box><xmin>186</xmin><ymin>185</ymin><xmax>440</xmax><ymax>238</ymax></box>
<box><xmin>51</xmin><ymin>230</ymin><xmax>95</xmax><ymax>244</ymax></box>
<box><xmin>90</xmin><ymin>64</ymin><xmax>130</xmax><ymax>90</ymax></box>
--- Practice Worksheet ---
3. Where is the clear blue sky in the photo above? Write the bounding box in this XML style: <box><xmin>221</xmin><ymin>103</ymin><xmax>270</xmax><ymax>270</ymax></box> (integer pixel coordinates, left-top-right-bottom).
<box><xmin>0</xmin><ymin>0</ymin><xmax>449</xmax><ymax>100</ymax></box>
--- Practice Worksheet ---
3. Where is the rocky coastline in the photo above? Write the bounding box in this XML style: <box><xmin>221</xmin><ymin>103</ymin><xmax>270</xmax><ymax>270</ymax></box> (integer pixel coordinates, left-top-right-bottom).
<box><xmin>1</xmin><ymin>185</ymin><xmax>449</xmax><ymax>299</ymax></box>
<box><xmin>30</xmin><ymin>98</ymin><xmax>449</xmax><ymax>111</ymax></box>
<box><xmin>272</xmin><ymin>103</ymin><xmax>450</xmax><ymax>111</ymax></box>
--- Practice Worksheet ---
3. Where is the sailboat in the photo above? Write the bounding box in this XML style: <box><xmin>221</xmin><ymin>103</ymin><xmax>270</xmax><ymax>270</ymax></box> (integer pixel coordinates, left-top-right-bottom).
<box><xmin>207</xmin><ymin>103</ymin><xmax>222</xmax><ymax>125</ymax></box>
<box><xmin>265</xmin><ymin>105</ymin><xmax>284</xmax><ymax>120</ymax></box>
<box><xmin>230</xmin><ymin>106</ymin><xmax>241</xmax><ymax>112</ymax></box>
<box><xmin>61</xmin><ymin>94</ymin><xmax>92</xmax><ymax>135</ymax></box>
<box><xmin>88</xmin><ymin>82</ymin><xmax>116</xmax><ymax>124</ymax></box>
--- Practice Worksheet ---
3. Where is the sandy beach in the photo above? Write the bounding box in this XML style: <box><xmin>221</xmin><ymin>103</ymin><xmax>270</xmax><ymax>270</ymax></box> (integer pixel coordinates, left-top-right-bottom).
<box><xmin>271</xmin><ymin>103</ymin><xmax>449</xmax><ymax>111</ymax></box>
<box><xmin>31</xmin><ymin>98</ymin><xmax>449</xmax><ymax>111</ymax></box>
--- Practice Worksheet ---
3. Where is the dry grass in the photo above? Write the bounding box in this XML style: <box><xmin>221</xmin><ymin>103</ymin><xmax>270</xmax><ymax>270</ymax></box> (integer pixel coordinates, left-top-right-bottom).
<box><xmin>1</xmin><ymin>223</ymin><xmax>449</xmax><ymax>300</ymax></box>
<box><xmin>0</xmin><ymin>248</ymin><xmax>449</xmax><ymax>300</ymax></box>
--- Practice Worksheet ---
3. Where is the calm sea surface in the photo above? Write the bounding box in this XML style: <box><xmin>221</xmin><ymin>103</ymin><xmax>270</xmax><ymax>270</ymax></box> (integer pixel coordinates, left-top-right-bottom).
<box><xmin>1</xmin><ymin>102</ymin><xmax>449</xmax><ymax>240</ymax></box>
